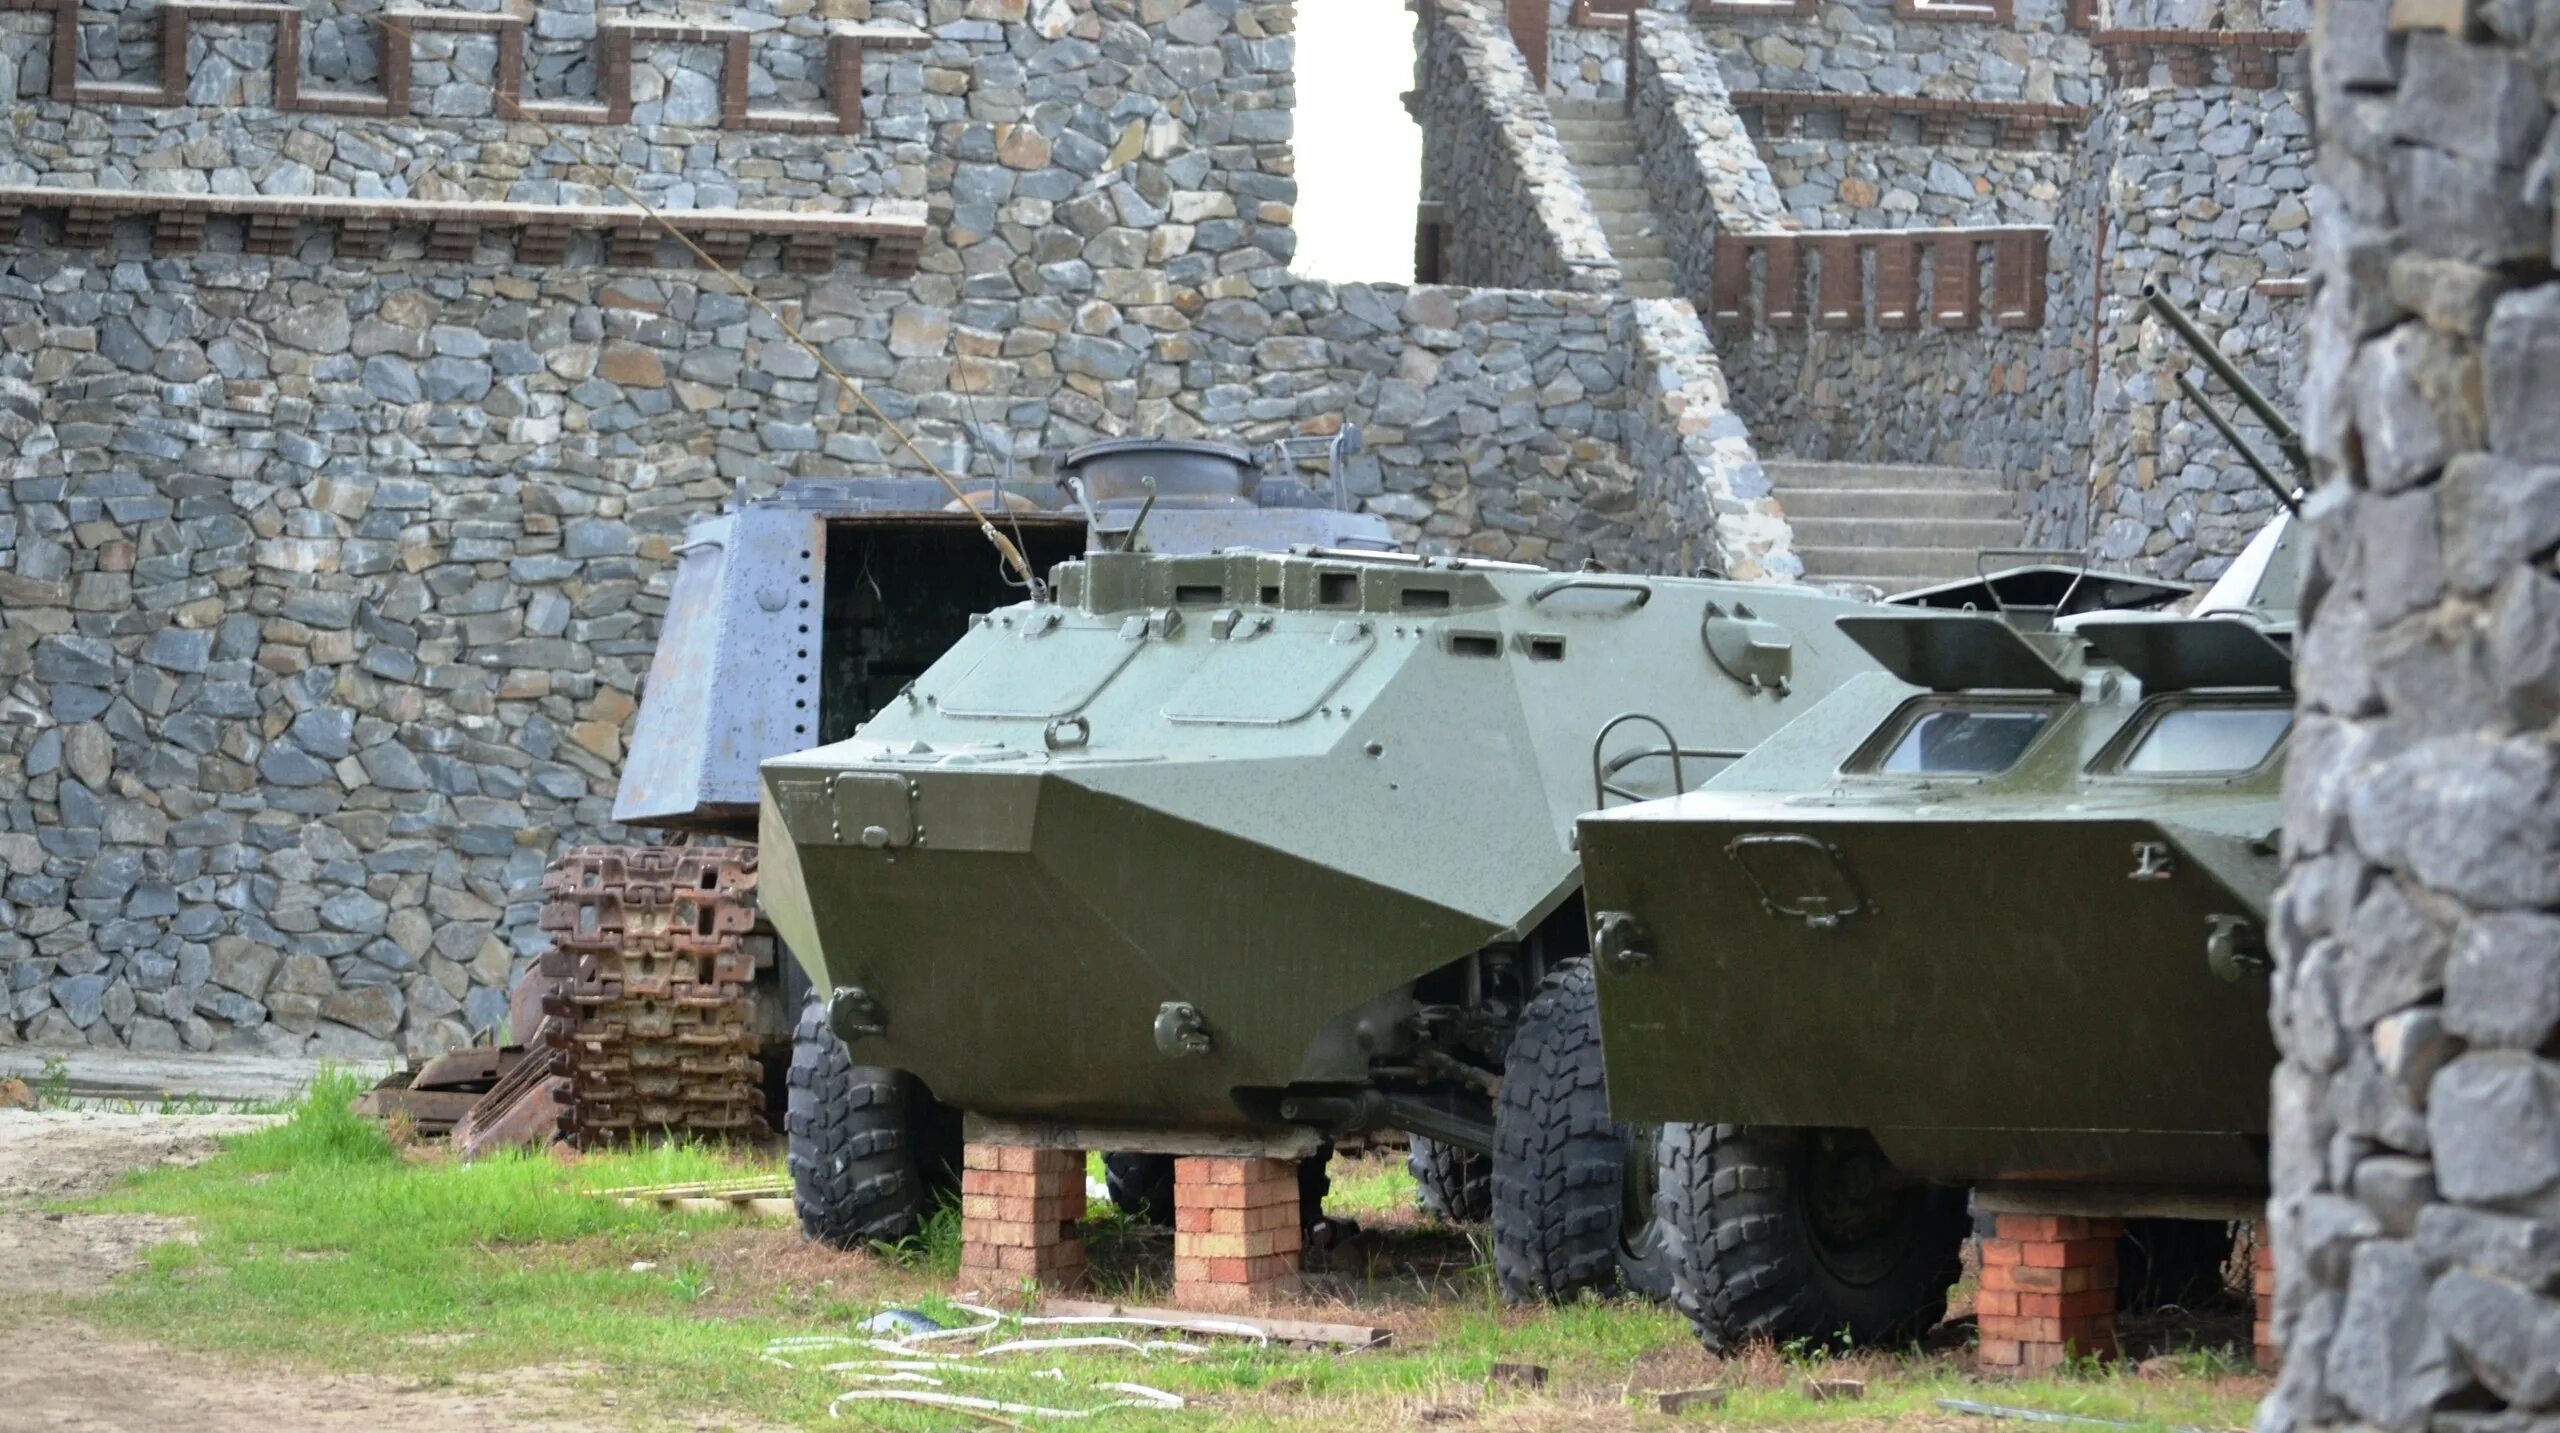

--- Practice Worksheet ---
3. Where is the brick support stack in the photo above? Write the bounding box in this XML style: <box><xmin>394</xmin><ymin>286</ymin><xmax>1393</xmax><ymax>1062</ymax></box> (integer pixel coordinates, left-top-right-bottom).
<box><xmin>1976</xmin><ymin>1214</ymin><xmax>2120</xmax><ymax>1375</ymax></box>
<box><xmin>959</xmin><ymin>1144</ymin><xmax>1086</xmax><ymax>1290</ymax></box>
<box><xmin>1171</xmin><ymin>1156</ymin><xmax>1301</xmax><ymax>1311</ymax></box>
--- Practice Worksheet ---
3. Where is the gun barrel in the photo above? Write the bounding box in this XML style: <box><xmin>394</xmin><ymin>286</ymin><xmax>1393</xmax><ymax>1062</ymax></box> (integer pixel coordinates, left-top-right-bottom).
<box><xmin>2140</xmin><ymin>282</ymin><xmax>2306</xmax><ymax>477</ymax></box>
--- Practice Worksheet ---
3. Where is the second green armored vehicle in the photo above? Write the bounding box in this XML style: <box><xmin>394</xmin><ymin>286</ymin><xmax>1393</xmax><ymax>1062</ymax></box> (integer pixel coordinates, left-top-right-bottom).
<box><xmin>1566</xmin><ymin>514</ymin><xmax>2299</xmax><ymax>1346</ymax></box>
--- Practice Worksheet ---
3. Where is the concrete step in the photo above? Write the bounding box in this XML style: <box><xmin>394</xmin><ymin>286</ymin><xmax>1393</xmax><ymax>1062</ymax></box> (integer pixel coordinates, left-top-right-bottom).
<box><xmin>1550</xmin><ymin>99</ymin><xmax>1623</xmax><ymax>121</ymax></box>
<box><xmin>1621</xmin><ymin>256</ymin><xmax>1675</xmax><ymax>280</ymax></box>
<box><xmin>1560</xmin><ymin>140</ymin><xmax>1638</xmax><ymax>165</ymax></box>
<box><xmin>1806</xmin><ymin>573</ymin><xmax>1944</xmax><ymax>595</ymax></box>
<box><xmin>1773</xmin><ymin>486</ymin><xmax>2016</xmax><ymax>520</ymax></box>
<box><xmin>1763</xmin><ymin>459</ymin><xmax>2006</xmax><ymax>491</ymax></box>
<box><xmin>1785</xmin><ymin>515</ymin><xmax>2025</xmax><ymax>550</ymax></box>
<box><xmin>1794</xmin><ymin>545</ymin><xmax>1996</xmax><ymax>579</ymax></box>
<box><xmin>1603</xmin><ymin>233</ymin><xmax>1668</xmax><ymax>257</ymax></box>
<box><xmin>1627</xmin><ymin>281</ymin><xmax>1678</xmax><ymax>299</ymax></box>
<box><xmin>1553</xmin><ymin>119</ymin><xmax>1633</xmax><ymax>142</ymax></box>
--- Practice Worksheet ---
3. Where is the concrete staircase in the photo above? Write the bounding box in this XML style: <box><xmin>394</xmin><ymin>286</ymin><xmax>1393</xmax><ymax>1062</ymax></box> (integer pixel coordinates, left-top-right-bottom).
<box><xmin>1550</xmin><ymin>98</ymin><xmax>1676</xmax><ymax>300</ymax></box>
<box><xmin>1762</xmin><ymin>460</ymin><xmax>2026</xmax><ymax>594</ymax></box>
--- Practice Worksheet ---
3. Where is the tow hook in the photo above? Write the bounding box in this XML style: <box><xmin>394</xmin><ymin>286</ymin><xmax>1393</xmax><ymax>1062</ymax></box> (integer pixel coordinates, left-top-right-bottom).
<box><xmin>1592</xmin><ymin>910</ymin><xmax>1654</xmax><ymax>975</ymax></box>
<box><xmin>2205</xmin><ymin>915</ymin><xmax>2268</xmax><ymax>982</ymax></box>
<box><xmin>1154</xmin><ymin>1001</ymin><xmax>1214</xmax><ymax>1057</ymax></box>
<box><xmin>829</xmin><ymin>984</ymin><xmax>886</xmax><ymax>1042</ymax></box>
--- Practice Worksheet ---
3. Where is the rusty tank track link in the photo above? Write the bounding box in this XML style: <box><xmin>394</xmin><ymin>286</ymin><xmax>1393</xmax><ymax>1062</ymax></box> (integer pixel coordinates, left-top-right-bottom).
<box><xmin>539</xmin><ymin>845</ymin><xmax>767</xmax><ymax>1146</ymax></box>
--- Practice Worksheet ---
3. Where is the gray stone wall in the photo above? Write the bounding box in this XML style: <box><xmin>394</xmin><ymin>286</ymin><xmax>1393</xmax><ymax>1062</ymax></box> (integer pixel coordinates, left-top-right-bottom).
<box><xmin>1698</xmin><ymin>0</ymin><xmax>2094</xmax><ymax>103</ymax></box>
<box><xmin>1758</xmin><ymin>138</ymin><xmax>2073</xmax><ymax>228</ymax></box>
<box><xmin>2071</xmin><ymin>67</ymin><xmax>2310</xmax><ymax>579</ymax></box>
<box><xmin>1629</xmin><ymin>8</ymin><xmax>1788</xmax><ymax>308</ymax></box>
<box><xmin>1698</xmin><ymin>0</ymin><xmax>2092</xmax><ymax>232</ymax></box>
<box><xmin>1542</xmin><ymin>0</ymin><xmax>1684</xmax><ymax>101</ymax></box>
<box><xmin>2264</xmin><ymin>15</ymin><xmax>2559</xmax><ymax>1433</ymax></box>
<box><xmin>1416</xmin><ymin>0</ymin><xmax>1619</xmax><ymax>292</ymax></box>
<box><xmin>0</xmin><ymin>0</ymin><xmax>1773</xmax><ymax>1057</ymax></box>
<box><xmin>2</xmin><ymin>0</ymin><xmax>938</xmax><ymax>206</ymax></box>
<box><xmin>1719</xmin><ymin>318</ymin><xmax>2084</xmax><ymax>476</ymax></box>
<box><xmin>1623</xmin><ymin>294</ymin><xmax>1800</xmax><ymax>579</ymax></box>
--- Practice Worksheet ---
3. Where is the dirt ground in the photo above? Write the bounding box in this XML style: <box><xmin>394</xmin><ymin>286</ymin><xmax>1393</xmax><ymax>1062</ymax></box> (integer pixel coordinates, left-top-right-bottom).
<box><xmin>0</xmin><ymin>1109</ymin><xmax>659</xmax><ymax>1432</ymax></box>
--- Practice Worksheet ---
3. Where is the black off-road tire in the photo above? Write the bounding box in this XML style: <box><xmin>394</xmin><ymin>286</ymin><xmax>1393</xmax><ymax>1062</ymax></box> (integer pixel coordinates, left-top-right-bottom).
<box><xmin>1492</xmin><ymin>961</ymin><xmax>1675</xmax><ymax>1302</ymax></box>
<box><xmin>2117</xmin><ymin>1217</ymin><xmax>2238</xmax><ymax>1312</ymax></box>
<box><xmin>787</xmin><ymin>993</ymin><xmax>962</xmax><ymax>1249</ymax></box>
<box><xmin>1659</xmin><ymin>1122</ymin><xmax>1969</xmax><ymax>1350</ymax></box>
<box><xmin>1103</xmin><ymin>1150</ymin><xmax>1333</xmax><ymax>1227</ymax></box>
<box><xmin>1409</xmin><ymin>1135</ymin><xmax>1492</xmax><ymax>1223</ymax></box>
<box><xmin>1104</xmin><ymin>1152</ymin><xmax>1177</xmax><ymax>1224</ymax></box>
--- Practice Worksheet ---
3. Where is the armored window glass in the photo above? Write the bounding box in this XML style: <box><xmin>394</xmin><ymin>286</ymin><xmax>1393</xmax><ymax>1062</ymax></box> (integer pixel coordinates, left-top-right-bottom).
<box><xmin>1875</xmin><ymin>708</ymin><xmax>2053</xmax><ymax>775</ymax></box>
<box><xmin>2120</xmin><ymin>705</ymin><xmax>2290</xmax><ymax>774</ymax></box>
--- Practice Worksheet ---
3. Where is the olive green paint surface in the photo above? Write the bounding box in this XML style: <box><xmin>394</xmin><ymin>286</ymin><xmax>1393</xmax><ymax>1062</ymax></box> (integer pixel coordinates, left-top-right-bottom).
<box><xmin>757</xmin><ymin>548</ymin><xmax>1887</xmax><ymax>1134</ymax></box>
<box><xmin>1579</xmin><ymin>527</ymin><xmax>2300</xmax><ymax>1203</ymax></box>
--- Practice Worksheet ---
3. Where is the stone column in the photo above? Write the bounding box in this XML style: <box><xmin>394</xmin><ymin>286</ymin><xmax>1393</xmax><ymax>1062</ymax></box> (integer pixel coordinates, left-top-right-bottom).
<box><xmin>2265</xmin><ymin>9</ymin><xmax>2558</xmax><ymax>1433</ymax></box>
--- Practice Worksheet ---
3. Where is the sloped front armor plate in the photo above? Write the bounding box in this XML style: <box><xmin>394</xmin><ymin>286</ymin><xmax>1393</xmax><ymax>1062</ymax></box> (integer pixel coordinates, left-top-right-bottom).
<box><xmin>1162</xmin><ymin>628</ymin><xmax>1374</xmax><ymax>725</ymax></box>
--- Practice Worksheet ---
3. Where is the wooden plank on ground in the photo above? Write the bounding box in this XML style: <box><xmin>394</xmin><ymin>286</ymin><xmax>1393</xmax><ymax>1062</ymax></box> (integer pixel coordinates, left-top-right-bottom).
<box><xmin>1037</xmin><ymin>1297</ymin><xmax>1391</xmax><ymax>1350</ymax></box>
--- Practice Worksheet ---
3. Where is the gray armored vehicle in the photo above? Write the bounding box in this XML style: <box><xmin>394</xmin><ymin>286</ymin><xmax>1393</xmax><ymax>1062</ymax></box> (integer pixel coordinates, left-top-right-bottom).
<box><xmin>1564</xmin><ymin>320</ymin><xmax>2305</xmax><ymax>1345</ymax></box>
<box><xmin>515</xmin><ymin>436</ymin><xmax>1391</xmax><ymax>1187</ymax></box>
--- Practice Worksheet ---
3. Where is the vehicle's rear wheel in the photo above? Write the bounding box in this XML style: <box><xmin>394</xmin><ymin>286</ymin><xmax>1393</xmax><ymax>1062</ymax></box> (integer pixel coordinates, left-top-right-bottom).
<box><xmin>1103</xmin><ymin>1150</ymin><xmax>1333</xmax><ymax>1228</ymax></box>
<box><xmin>1659</xmin><ymin>1123</ymin><xmax>1968</xmax><ymax>1349</ymax></box>
<box><xmin>1492</xmin><ymin>961</ymin><xmax>1675</xmax><ymax>1302</ymax></box>
<box><xmin>1409</xmin><ymin>1135</ymin><xmax>1492</xmax><ymax>1223</ymax></box>
<box><xmin>2117</xmin><ymin>1217</ymin><xmax>2239</xmax><ymax>1312</ymax></box>
<box><xmin>786</xmin><ymin>992</ymin><xmax>962</xmax><ymax>1249</ymax></box>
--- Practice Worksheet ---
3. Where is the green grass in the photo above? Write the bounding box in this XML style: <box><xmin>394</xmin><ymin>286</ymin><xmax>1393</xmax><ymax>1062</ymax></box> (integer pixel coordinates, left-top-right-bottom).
<box><xmin>42</xmin><ymin>1078</ymin><xmax>2271</xmax><ymax>1432</ymax></box>
<box><xmin>1325</xmin><ymin>1149</ymin><xmax>1423</xmax><ymax>1221</ymax></box>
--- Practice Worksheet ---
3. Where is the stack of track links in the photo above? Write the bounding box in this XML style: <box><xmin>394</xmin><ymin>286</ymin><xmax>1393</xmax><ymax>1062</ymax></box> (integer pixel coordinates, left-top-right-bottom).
<box><xmin>542</xmin><ymin>846</ymin><xmax>767</xmax><ymax>1144</ymax></box>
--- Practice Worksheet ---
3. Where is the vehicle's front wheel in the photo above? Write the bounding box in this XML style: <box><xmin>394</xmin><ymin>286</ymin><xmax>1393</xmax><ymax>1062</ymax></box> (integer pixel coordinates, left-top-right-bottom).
<box><xmin>1658</xmin><ymin>1123</ymin><xmax>1968</xmax><ymax>1349</ymax></box>
<box><xmin>786</xmin><ymin>992</ymin><xmax>962</xmax><ymax>1249</ymax></box>
<box><xmin>1491</xmin><ymin>961</ymin><xmax>1675</xmax><ymax>1302</ymax></box>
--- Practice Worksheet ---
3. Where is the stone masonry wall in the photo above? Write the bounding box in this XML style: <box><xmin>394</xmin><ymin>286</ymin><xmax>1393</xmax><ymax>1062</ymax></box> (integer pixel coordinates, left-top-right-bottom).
<box><xmin>2263</xmin><ymin>12</ymin><xmax>2560</xmax><ymax>1433</ymax></box>
<box><xmin>1719</xmin><ymin>304</ymin><xmax>2083</xmax><ymax>475</ymax></box>
<box><xmin>2072</xmin><ymin>54</ymin><xmax>2310</xmax><ymax>578</ymax></box>
<box><xmin>1416</xmin><ymin>0</ymin><xmax>1618</xmax><ymax>292</ymax></box>
<box><xmin>1698</xmin><ymin>0</ymin><xmax>2091</xmax><ymax>231</ymax></box>
<box><xmin>1630</xmin><ymin>9</ymin><xmax>1788</xmax><ymax>305</ymax></box>
<box><xmin>0</xmin><ymin>0</ymin><xmax>1760</xmax><ymax>1057</ymax></box>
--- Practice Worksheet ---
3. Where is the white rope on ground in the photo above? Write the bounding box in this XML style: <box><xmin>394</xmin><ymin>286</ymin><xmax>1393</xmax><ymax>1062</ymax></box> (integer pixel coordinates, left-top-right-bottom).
<box><xmin>761</xmin><ymin>1301</ymin><xmax>1281</xmax><ymax>1419</ymax></box>
<box><xmin>829</xmin><ymin>1383</ymin><xmax>1186</xmax><ymax>1421</ymax></box>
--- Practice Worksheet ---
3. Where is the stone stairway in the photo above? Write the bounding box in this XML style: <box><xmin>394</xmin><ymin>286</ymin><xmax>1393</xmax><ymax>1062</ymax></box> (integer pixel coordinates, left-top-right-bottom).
<box><xmin>1762</xmin><ymin>460</ymin><xmax>2026</xmax><ymax>594</ymax></box>
<box><xmin>1550</xmin><ymin>98</ymin><xmax>1676</xmax><ymax>300</ymax></box>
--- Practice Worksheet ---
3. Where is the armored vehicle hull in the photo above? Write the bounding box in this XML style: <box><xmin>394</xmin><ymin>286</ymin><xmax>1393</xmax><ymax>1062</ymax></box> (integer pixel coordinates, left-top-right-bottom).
<box><xmin>756</xmin><ymin>546</ymin><xmax>1902</xmax><ymax>1282</ymax></box>
<box><xmin>504</xmin><ymin>437</ymin><xmax>1391</xmax><ymax>1247</ymax></box>
<box><xmin>760</xmin><ymin>548</ymin><xmax>1886</xmax><ymax>1129</ymax></box>
<box><xmin>1583</xmin><ymin>666</ymin><xmax>2284</xmax><ymax>1196</ymax></box>
<box><xmin>1571</xmin><ymin>520</ymin><xmax>2297</xmax><ymax>1345</ymax></box>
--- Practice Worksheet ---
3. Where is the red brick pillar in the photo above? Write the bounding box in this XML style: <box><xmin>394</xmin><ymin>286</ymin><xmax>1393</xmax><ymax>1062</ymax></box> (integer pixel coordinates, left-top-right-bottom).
<box><xmin>1976</xmin><ymin>1214</ymin><xmax>2121</xmax><ymax>1375</ymax></box>
<box><xmin>2252</xmin><ymin>1220</ymin><xmax>2278</xmax><ymax>1370</ymax></box>
<box><xmin>959</xmin><ymin>1143</ymin><xmax>1086</xmax><ymax>1290</ymax></box>
<box><xmin>1171</xmin><ymin>1155</ymin><xmax>1301</xmax><ymax>1311</ymax></box>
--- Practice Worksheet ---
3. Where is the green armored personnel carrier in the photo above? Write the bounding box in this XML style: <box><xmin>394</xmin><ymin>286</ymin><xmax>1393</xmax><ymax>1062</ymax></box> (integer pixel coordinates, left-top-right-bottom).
<box><xmin>1568</xmin><ymin>512</ymin><xmax>2299</xmax><ymax>1347</ymax></box>
<box><xmin>758</xmin><ymin>542</ymin><xmax>1904</xmax><ymax>1289</ymax></box>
